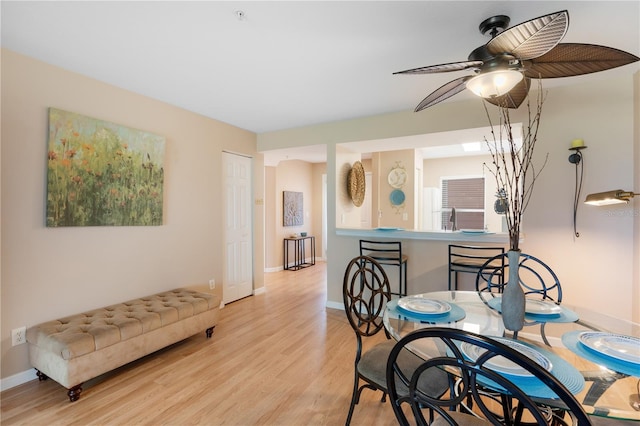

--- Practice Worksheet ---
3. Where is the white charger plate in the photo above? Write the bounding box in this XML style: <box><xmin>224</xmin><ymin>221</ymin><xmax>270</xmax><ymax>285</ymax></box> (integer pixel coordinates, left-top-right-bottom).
<box><xmin>525</xmin><ymin>299</ymin><xmax>563</xmax><ymax>315</ymax></box>
<box><xmin>397</xmin><ymin>296</ymin><xmax>451</xmax><ymax>315</ymax></box>
<box><xmin>578</xmin><ymin>332</ymin><xmax>640</xmax><ymax>365</ymax></box>
<box><xmin>462</xmin><ymin>337</ymin><xmax>552</xmax><ymax>377</ymax></box>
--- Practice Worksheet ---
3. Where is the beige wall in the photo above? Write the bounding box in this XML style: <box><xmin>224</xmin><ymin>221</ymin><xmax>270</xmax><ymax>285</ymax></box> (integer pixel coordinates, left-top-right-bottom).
<box><xmin>375</xmin><ymin>149</ymin><xmax>417</xmax><ymax>229</ymax></box>
<box><xmin>0</xmin><ymin>49</ymin><xmax>264</xmax><ymax>382</ymax></box>
<box><xmin>264</xmin><ymin>166</ymin><xmax>277</xmax><ymax>269</ymax></box>
<box><xmin>267</xmin><ymin>160</ymin><xmax>315</xmax><ymax>269</ymax></box>
<box><xmin>311</xmin><ymin>163</ymin><xmax>327</xmax><ymax>259</ymax></box>
<box><xmin>264</xmin><ymin>160</ymin><xmax>326</xmax><ymax>270</ymax></box>
<box><xmin>258</xmin><ymin>73</ymin><xmax>638</xmax><ymax>322</ymax></box>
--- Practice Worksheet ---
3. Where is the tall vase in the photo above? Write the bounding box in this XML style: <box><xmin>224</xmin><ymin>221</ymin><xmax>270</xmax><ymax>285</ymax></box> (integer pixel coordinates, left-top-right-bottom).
<box><xmin>501</xmin><ymin>250</ymin><xmax>525</xmax><ymax>332</ymax></box>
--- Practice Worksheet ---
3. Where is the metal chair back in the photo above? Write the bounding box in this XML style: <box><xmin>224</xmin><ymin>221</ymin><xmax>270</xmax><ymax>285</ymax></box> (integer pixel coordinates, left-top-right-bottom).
<box><xmin>386</xmin><ymin>327</ymin><xmax>591</xmax><ymax>426</ymax></box>
<box><xmin>449</xmin><ymin>244</ymin><xmax>505</xmax><ymax>291</ymax></box>
<box><xmin>360</xmin><ymin>240</ymin><xmax>408</xmax><ymax>296</ymax></box>
<box><xmin>476</xmin><ymin>252</ymin><xmax>562</xmax><ymax>303</ymax></box>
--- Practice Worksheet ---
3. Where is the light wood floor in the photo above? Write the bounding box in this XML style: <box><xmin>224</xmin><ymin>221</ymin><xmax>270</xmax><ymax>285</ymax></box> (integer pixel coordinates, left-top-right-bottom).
<box><xmin>0</xmin><ymin>262</ymin><xmax>398</xmax><ymax>425</ymax></box>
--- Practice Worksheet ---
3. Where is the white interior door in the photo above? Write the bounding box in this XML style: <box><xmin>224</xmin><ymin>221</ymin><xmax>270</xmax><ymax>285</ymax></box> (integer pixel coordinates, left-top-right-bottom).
<box><xmin>223</xmin><ymin>152</ymin><xmax>253</xmax><ymax>304</ymax></box>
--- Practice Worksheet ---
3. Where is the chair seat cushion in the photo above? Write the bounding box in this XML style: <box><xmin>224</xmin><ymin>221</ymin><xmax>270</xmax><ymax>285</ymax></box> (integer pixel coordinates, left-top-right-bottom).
<box><xmin>358</xmin><ymin>340</ymin><xmax>449</xmax><ymax>397</ymax></box>
<box><xmin>368</xmin><ymin>252</ymin><xmax>408</xmax><ymax>264</ymax></box>
<box><xmin>451</xmin><ymin>259</ymin><xmax>502</xmax><ymax>268</ymax></box>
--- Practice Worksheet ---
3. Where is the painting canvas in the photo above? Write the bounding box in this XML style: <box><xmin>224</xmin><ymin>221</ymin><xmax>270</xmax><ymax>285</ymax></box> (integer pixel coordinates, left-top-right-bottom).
<box><xmin>283</xmin><ymin>191</ymin><xmax>303</xmax><ymax>226</ymax></box>
<box><xmin>47</xmin><ymin>108</ymin><xmax>165</xmax><ymax>227</ymax></box>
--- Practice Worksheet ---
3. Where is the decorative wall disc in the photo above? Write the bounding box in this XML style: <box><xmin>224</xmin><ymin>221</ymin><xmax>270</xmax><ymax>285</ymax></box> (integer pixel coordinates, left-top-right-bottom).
<box><xmin>348</xmin><ymin>161</ymin><xmax>366</xmax><ymax>207</ymax></box>
<box><xmin>387</xmin><ymin>166</ymin><xmax>407</xmax><ymax>188</ymax></box>
<box><xmin>390</xmin><ymin>189</ymin><xmax>406</xmax><ymax>206</ymax></box>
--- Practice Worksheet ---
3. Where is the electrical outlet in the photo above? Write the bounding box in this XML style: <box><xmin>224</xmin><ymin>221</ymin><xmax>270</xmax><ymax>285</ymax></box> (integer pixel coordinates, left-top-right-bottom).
<box><xmin>12</xmin><ymin>326</ymin><xmax>27</xmax><ymax>346</ymax></box>
<box><xmin>209</xmin><ymin>279</ymin><xmax>216</xmax><ymax>289</ymax></box>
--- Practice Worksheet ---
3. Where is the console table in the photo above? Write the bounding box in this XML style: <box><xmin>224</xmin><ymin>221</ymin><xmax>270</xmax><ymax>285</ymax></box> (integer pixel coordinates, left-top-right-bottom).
<box><xmin>283</xmin><ymin>236</ymin><xmax>316</xmax><ymax>271</ymax></box>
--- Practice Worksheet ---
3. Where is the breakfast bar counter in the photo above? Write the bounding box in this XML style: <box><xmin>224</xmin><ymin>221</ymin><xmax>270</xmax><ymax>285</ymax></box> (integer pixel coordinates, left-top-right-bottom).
<box><xmin>336</xmin><ymin>227</ymin><xmax>512</xmax><ymax>244</ymax></box>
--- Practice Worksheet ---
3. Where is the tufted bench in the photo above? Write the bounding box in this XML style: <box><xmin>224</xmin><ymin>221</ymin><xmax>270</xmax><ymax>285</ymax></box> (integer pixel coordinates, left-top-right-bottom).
<box><xmin>26</xmin><ymin>286</ymin><xmax>221</xmax><ymax>402</ymax></box>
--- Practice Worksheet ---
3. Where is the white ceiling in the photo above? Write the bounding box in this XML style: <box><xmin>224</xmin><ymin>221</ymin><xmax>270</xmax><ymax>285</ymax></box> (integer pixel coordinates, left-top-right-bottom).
<box><xmin>2</xmin><ymin>1</ymin><xmax>639</xmax><ymax>163</ymax></box>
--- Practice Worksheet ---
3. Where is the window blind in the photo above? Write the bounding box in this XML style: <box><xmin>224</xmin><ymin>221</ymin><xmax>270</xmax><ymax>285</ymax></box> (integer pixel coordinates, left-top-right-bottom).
<box><xmin>441</xmin><ymin>177</ymin><xmax>485</xmax><ymax>229</ymax></box>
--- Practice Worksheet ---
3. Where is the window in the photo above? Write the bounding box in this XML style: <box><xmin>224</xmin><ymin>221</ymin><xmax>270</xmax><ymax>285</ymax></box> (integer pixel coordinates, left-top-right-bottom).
<box><xmin>441</xmin><ymin>176</ymin><xmax>485</xmax><ymax>230</ymax></box>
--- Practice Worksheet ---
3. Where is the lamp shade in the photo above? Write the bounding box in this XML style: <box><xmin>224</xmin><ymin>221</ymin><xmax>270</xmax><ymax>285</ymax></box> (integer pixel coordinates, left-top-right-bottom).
<box><xmin>584</xmin><ymin>190</ymin><xmax>637</xmax><ymax>206</ymax></box>
<box><xmin>466</xmin><ymin>70</ymin><xmax>523</xmax><ymax>98</ymax></box>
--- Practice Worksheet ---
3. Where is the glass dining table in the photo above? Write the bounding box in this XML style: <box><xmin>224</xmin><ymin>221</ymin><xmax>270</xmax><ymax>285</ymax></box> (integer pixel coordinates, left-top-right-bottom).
<box><xmin>383</xmin><ymin>291</ymin><xmax>640</xmax><ymax>422</ymax></box>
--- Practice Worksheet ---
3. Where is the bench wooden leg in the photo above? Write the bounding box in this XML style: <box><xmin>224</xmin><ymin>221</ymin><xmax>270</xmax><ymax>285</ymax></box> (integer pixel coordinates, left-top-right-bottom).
<box><xmin>36</xmin><ymin>370</ymin><xmax>48</xmax><ymax>381</ymax></box>
<box><xmin>68</xmin><ymin>384</ymin><xmax>82</xmax><ymax>402</ymax></box>
<box><xmin>206</xmin><ymin>326</ymin><xmax>215</xmax><ymax>338</ymax></box>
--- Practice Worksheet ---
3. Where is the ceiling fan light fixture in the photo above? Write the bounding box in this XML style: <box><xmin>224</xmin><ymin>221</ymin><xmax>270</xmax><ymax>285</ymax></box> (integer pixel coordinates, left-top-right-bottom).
<box><xmin>466</xmin><ymin>69</ymin><xmax>523</xmax><ymax>98</ymax></box>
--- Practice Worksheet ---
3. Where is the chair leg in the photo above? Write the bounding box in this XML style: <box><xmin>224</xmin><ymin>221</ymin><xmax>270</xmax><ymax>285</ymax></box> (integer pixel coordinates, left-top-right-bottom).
<box><xmin>403</xmin><ymin>263</ymin><xmax>407</xmax><ymax>296</ymax></box>
<box><xmin>449</xmin><ymin>271</ymin><xmax>458</xmax><ymax>291</ymax></box>
<box><xmin>346</xmin><ymin>372</ymin><xmax>359</xmax><ymax>425</ymax></box>
<box><xmin>540</xmin><ymin>323</ymin><xmax>551</xmax><ymax>346</ymax></box>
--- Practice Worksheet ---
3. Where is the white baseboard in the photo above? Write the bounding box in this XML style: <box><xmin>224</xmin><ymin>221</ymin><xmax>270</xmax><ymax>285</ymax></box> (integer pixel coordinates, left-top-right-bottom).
<box><xmin>1</xmin><ymin>368</ymin><xmax>37</xmax><ymax>392</ymax></box>
<box><xmin>253</xmin><ymin>286</ymin><xmax>266</xmax><ymax>296</ymax></box>
<box><xmin>326</xmin><ymin>300</ymin><xmax>343</xmax><ymax>311</ymax></box>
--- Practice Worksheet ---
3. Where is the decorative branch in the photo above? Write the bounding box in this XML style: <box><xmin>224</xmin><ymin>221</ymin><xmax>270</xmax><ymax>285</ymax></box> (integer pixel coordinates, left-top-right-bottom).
<box><xmin>482</xmin><ymin>82</ymin><xmax>548</xmax><ymax>251</ymax></box>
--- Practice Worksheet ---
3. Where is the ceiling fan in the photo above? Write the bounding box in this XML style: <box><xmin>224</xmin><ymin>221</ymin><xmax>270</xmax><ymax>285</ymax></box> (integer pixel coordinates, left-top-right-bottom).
<box><xmin>396</xmin><ymin>10</ymin><xmax>639</xmax><ymax>111</ymax></box>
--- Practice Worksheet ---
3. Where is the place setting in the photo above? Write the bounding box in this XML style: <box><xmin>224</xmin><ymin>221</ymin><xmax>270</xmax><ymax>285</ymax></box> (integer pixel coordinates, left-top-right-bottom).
<box><xmin>387</xmin><ymin>294</ymin><xmax>466</xmax><ymax>323</ymax></box>
<box><xmin>485</xmin><ymin>296</ymin><xmax>579</xmax><ymax>323</ymax></box>
<box><xmin>459</xmin><ymin>228</ymin><xmax>495</xmax><ymax>235</ymax></box>
<box><xmin>458</xmin><ymin>336</ymin><xmax>585</xmax><ymax>399</ymax></box>
<box><xmin>562</xmin><ymin>330</ymin><xmax>640</xmax><ymax>377</ymax></box>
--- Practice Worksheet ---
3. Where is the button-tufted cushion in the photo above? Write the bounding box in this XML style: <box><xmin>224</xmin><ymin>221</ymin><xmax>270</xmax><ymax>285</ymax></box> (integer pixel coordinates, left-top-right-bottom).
<box><xmin>27</xmin><ymin>289</ymin><xmax>216</xmax><ymax>360</ymax></box>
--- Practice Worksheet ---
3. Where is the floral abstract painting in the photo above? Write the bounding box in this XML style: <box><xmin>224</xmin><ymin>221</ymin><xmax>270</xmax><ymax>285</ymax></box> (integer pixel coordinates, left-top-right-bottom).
<box><xmin>47</xmin><ymin>108</ymin><xmax>165</xmax><ymax>227</ymax></box>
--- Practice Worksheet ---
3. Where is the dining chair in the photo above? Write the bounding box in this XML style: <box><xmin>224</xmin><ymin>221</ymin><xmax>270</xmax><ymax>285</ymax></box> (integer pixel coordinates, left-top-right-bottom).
<box><xmin>448</xmin><ymin>244</ymin><xmax>505</xmax><ymax>291</ymax></box>
<box><xmin>342</xmin><ymin>255</ymin><xmax>448</xmax><ymax>425</ymax></box>
<box><xmin>359</xmin><ymin>240</ymin><xmax>408</xmax><ymax>296</ymax></box>
<box><xmin>475</xmin><ymin>252</ymin><xmax>562</xmax><ymax>301</ymax></box>
<box><xmin>386</xmin><ymin>327</ymin><xmax>592</xmax><ymax>426</ymax></box>
<box><xmin>475</xmin><ymin>252</ymin><xmax>562</xmax><ymax>344</ymax></box>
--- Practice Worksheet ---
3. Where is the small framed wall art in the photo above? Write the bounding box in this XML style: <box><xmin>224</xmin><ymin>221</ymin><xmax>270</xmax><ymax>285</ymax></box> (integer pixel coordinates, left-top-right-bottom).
<box><xmin>283</xmin><ymin>191</ymin><xmax>303</xmax><ymax>226</ymax></box>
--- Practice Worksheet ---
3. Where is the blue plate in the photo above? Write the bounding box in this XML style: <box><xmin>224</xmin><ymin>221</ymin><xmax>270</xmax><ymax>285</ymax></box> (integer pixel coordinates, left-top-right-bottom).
<box><xmin>387</xmin><ymin>299</ymin><xmax>465</xmax><ymax>323</ymax></box>
<box><xmin>562</xmin><ymin>330</ymin><xmax>640</xmax><ymax>377</ymax></box>
<box><xmin>487</xmin><ymin>297</ymin><xmax>579</xmax><ymax>323</ymax></box>
<box><xmin>461</xmin><ymin>229</ymin><xmax>495</xmax><ymax>235</ymax></box>
<box><xmin>459</xmin><ymin>338</ymin><xmax>585</xmax><ymax>399</ymax></box>
<box><xmin>390</xmin><ymin>189</ymin><xmax>405</xmax><ymax>206</ymax></box>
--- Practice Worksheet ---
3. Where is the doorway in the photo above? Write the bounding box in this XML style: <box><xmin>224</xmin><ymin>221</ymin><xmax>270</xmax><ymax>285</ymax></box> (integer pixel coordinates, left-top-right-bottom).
<box><xmin>222</xmin><ymin>151</ymin><xmax>253</xmax><ymax>303</ymax></box>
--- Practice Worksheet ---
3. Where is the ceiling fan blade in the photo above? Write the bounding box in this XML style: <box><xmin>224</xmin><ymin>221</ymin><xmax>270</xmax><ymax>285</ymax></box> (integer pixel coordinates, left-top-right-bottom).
<box><xmin>414</xmin><ymin>76</ymin><xmax>472</xmax><ymax>111</ymax></box>
<box><xmin>484</xmin><ymin>77</ymin><xmax>531</xmax><ymax>109</ymax></box>
<box><xmin>487</xmin><ymin>10</ymin><xmax>568</xmax><ymax>60</ymax></box>
<box><xmin>394</xmin><ymin>60</ymin><xmax>482</xmax><ymax>75</ymax></box>
<box><xmin>524</xmin><ymin>43</ymin><xmax>640</xmax><ymax>78</ymax></box>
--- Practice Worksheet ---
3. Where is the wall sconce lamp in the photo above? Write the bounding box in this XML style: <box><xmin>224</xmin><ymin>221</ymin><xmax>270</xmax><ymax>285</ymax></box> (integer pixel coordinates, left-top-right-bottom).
<box><xmin>584</xmin><ymin>190</ymin><xmax>638</xmax><ymax>206</ymax></box>
<box><xmin>568</xmin><ymin>139</ymin><xmax>586</xmax><ymax>237</ymax></box>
